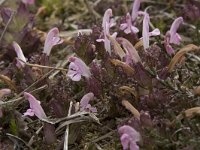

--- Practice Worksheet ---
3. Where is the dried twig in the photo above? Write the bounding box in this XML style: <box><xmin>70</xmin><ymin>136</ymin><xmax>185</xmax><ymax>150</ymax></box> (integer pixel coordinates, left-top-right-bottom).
<box><xmin>15</xmin><ymin>70</ymin><xmax>54</xmax><ymax>100</ymax></box>
<box><xmin>29</xmin><ymin>84</ymin><xmax>48</xmax><ymax>94</ymax></box>
<box><xmin>59</xmin><ymin>29</ymin><xmax>92</xmax><ymax>38</ymax></box>
<box><xmin>49</xmin><ymin>53</ymin><xmax>75</xmax><ymax>79</ymax></box>
<box><xmin>28</xmin><ymin>126</ymin><xmax>43</xmax><ymax>146</ymax></box>
<box><xmin>6</xmin><ymin>133</ymin><xmax>33</xmax><ymax>150</ymax></box>
<box><xmin>90</xmin><ymin>131</ymin><xmax>115</xmax><ymax>143</ymax></box>
<box><xmin>95</xmin><ymin>143</ymin><xmax>104</xmax><ymax>150</ymax></box>
<box><xmin>84</xmin><ymin>0</ymin><xmax>101</xmax><ymax>18</ymax></box>
<box><xmin>17</xmin><ymin>58</ymin><xmax>68</xmax><ymax>72</ymax></box>
<box><xmin>55</xmin><ymin>112</ymin><xmax>100</xmax><ymax>132</ymax></box>
<box><xmin>0</xmin><ymin>0</ymin><xmax>6</xmax><ymax>5</ymax></box>
<box><xmin>63</xmin><ymin>101</ymin><xmax>73</xmax><ymax>150</ymax></box>
<box><xmin>168</xmin><ymin>44</ymin><xmax>199</xmax><ymax>72</ymax></box>
<box><xmin>0</xmin><ymin>85</ymin><xmax>47</xmax><ymax>106</ymax></box>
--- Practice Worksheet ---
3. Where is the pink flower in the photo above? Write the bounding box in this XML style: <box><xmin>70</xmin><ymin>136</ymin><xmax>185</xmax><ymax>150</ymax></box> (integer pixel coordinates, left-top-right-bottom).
<box><xmin>117</xmin><ymin>37</ymin><xmax>141</xmax><ymax>64</ymax></box>
<box><xmin>164</xmin><ymin>17</ymin><xmax>183</xmax><ymax>55</ymax></box>
<box><xmin>12</xmin><ymin>41</ymin><xmax>27</xmax><ymax>68</ymax></box>
<box><xmin>43</xmin><ymin>27</ymin><xmax>63</xmax><ymax>56</ymax></box>
<box><xmin>102</xmin><ymin>9</ymin><xmax>116</xmax><ymax>28</ymax></box>
<box><xmin>131</xmin><ymin>0</ymin><xmax>141</xmax><ymax>21</ymax></box>
<box><xmin>118</xmin><ymin>125</ymin><xmax>140</xmax><ymax>150</ymax></box>
<box><xmin>21</xmin><ymin>0</ymin><xmax>35</xmax><ymax>5</ymax></box>
<box><xmin>67</xmin><ymin>57</ymin><xmax>91</xmax><ymax>81</ymax></box>
<box><xmin>96</xmin><ymin>9</ymin><xmax>117</xmax><ymax>55</ymax></box>
<box><xmin>120</xmin><ymin>13</ymin><xmax>139</xmax><ymax>34</ymax></box>
<box><xmin>169</xmin><ymin>17</ymin><xmax>183</xmax><ymax>45</ymax></box>
<box><xmin>23</xmin><ymin>92</ymin><xmax>47</xmax><ymax>120</ymax></box>
<box><xmin>80</xmin><ymin>92</ymin><xmax>97</xmax><ymax>113</ymax></box>
<box><xmin>142</xmin><ymin>12</ymin><xmax>150</xmax><ymax>50</ymax></box>
<box><xmin>140</xmin><ymin>11</ymin><xmax>160</xmax><ymax>50</ymax></box>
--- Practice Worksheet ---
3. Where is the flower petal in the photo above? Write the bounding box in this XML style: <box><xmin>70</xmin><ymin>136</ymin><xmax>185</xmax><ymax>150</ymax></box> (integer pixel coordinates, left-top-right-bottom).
<box><xmin>120</xmin><ymin>134</ymin><xmax>130</xmax><ymax>150</ymax></box>
<box><xmin>149</xmin><ymin>28</ymin><xmax>160</xmax><ymax>36</ymax></box>
<box><xmin>118</xmin><ymin>125</ymin><xmax>140</xmax><ymax>142</ymax></box>
<box><xmin>23</xmin><ymin>109</ymin><xmax>34</xmax><ymax>117</ymax></box>
<box><xmin>89</xmin><ymin>107</ymin><xmax>97</xmax><ymax>113</ymax></box>
<box><xmin>124</xmin><ymin>28</ymin><xmax>131</xmax><ymax>34</ymax></box>
<box><xmin>142</xmin><ymin>12</ymin><xmax>150</xmax><ymax>49</ymax></box>
<box><xmin>131</xmin><ymin>26</ymin><xmax>139</xmax><ymax>33</ymax></box>
<box><xmin>80</xmin><ymin>92</ymin><xmax>97</xmax><ymax>112</ymax></box>
<box><xmin>80</xmin><ymin>92</ymin><xmax>94</xmax><ymax>109</ymax></box>
<box><xmin>120</xmin><ymin>23</ymin><xmax>128</xmax><ymax>30</ymax></box>
<box><xmin>169</xmin><ymin>17</ymin><xmax>183</xmax><ymax>44</ymax></box>
<box><xmin>170</xmin><ymin>33</ymin><xmax>181</xmax><ymax>45</ymax></box>
<box><xmin>100</xmin><ymin>9</ymin><xmax>116</xmax><ymax>55</ymax></box>
<box><xmin>131</xmin><ymin>0</ymin><xmax>141</xmax><ymax>21</ymax></box>
<box><xmin>68</xmin><ymin>70</ymin><xmax>82</xmax><ymax>81</ymax></box>
<box><xmin>117</xmin><ymin>37</ymin><xmax>141</xmax><ymax>63</ymax></box>
<box><xmin>130</xmin><ymin>141</ymin><xmax>139</xmax><ymax>150</ymax></box>
<box><xmin>96</xmin><ymin>39</ymin><xmax>105</xmax><ymax>42</ymax></box>
<box><xmin>110</xmin><ymin>18</ymin><xmax>116</xmax><ymax>27</ymax></box>
<box><xmin>67</xmin><ymin>62</ymin><xmax>82</xmax><ymax>81</ymax></box>
<box><xmin>43</xmin><ymin>27</ymin><xmax>63</xmax><ymax>56</ymax></box>
<box><xmin>102</xmin><ymin>9</ymin><xmax>113</xmax><ymax>28</ymax></box>
<box><xmin>121</xmin><ymin>13</ymin><xmax>139</xmax><ymax>34</ymax></box>
<box><xmin>68</xmin><ymin>57</ymin><xmax>91</xmax><ymax>81</ymax></box>
<box><xmin>165</xmin><ymin>44</ymin><xmax>174</xmax><ymax>55</ymax></box>
<box><xmin>24</xmin><ymin>92</ymin><xmax>47</xmax><ymax>120</ymax></box>
<box><xmin>13</xmin><ymin>41</ymin><xmax>26</xmax><ymax>68</ymax></box>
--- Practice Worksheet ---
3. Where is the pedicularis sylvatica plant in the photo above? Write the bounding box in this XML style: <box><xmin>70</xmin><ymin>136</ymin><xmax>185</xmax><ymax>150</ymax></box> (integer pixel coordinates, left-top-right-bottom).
<box><xmin>0</xmin><ymin>0</ymin><xmax>200</xmax><ymax>149</ymax></box>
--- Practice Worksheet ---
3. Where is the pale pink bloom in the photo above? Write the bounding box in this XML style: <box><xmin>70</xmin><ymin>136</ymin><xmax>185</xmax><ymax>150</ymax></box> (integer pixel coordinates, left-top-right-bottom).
<box><xmin>164</xmin><ymin>17</ymin><xmax>183</xmax><ymax>55</ymax></box>
<box><xmin>102</xmin><ymin>9</ymin><xmax>116</xmax><ymax>29</ymax></box>
<box><xmin>148</xmin><ymin>28</ymin><xmax>160</xmax><ymax>37</ymax></box>
<box><xmin>21</xmin><ymin>0</ymin><xmax>35</xmax><ymax>5</ymax></box>
<box><xmin>131</xmin><ymin>0</ymin><xmax>141</xmax><ymax>21</ymax></box>
<box><xmin>164</xmin><ymin>38</ymin><xmax>174</xmax><ymax>55</ymax></box>
<box><xmin>142</xmin><ymin>11</ymin><xmax>150</xmax><ymax>50</ymax></box>
<box><xmin>96</xmin><ymin>9</ymin><xmax>117</xmax><ymax>55</ymax></box>
<box><xmin>117</xmin><ymin>37</ymin><xmax>141</xmax><ymax>64</ymax></box>
<box><xmin>120</xmin><ymin>13</ymin><xmax>139</xmax><ymax>34</ymax></box>
<box><xmin>169</xmin><ymin>17</ymin><xmax>183</xmax><ymax>45</ymax></box>
<box><xmin>80</xmin><ymin>92</ymin><xmax>97</xmax><ymax>113</ymax></box>
<box><xmin>118</xmin><ymin>125</ymin><xmax>140</xmax><ymax>150</ymax></box>
<box><xmin>13</xmin><ymin>41</ymin><xmax>27</xmax><ymax>68</ymax></box>
<box><xmin>23</xmin><ymin>92</ymin><xmax>47</xmax><ymax>120</ymax></box>
<box><xmin>43</xmin><ymin>27</ymin><xmax>63</xmax><ymax>56</ymax></box>
<box><xmin>140</xmin><ymin>11</ymin><xmax>160</xmax><ymax>49</ymax></box>
<box><xmin>67</xmin><ymin>57</ymin><xmax>91</xmax><ymax>81</ymax></box>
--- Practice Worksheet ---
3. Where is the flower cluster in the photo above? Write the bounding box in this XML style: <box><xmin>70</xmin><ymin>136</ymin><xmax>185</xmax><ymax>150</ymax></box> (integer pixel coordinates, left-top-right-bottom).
<box><xmin>13</xmin><ymin>27</ymin><xmax>63</xmax><ymax>68</ymax></box>
<box><xmin>5</xmin><ymin>0</ymin><xmax>191</xmax><ymax>149</ymax></box>
<box><xmin>96</xmin><ymin>9</ymin><xmax>117</xmax><ymax>55</ymax></box>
